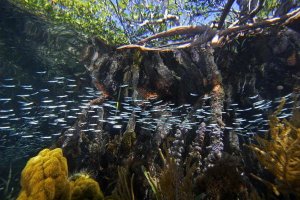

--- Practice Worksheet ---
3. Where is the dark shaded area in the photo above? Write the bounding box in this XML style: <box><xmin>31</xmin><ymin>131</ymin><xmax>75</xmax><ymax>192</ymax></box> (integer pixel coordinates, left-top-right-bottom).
<box><xmin>0</xmin><ymin>0</ymin><xmax>88</xmax><ymax>80</ymax></box>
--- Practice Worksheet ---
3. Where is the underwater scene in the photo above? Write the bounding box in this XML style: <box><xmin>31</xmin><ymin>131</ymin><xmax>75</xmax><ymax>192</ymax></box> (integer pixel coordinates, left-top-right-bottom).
<box><xmin>1</xmin><ymin>0</ymin><xmax>300</xmax><ymax>200</ymax></box>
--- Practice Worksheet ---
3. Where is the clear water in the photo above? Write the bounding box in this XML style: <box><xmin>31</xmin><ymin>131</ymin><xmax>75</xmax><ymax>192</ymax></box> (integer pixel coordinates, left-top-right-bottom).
<box><xmin>1</xmin><ymin>1</ymin><xmax>299</xmax><ymax>199</ymax></box>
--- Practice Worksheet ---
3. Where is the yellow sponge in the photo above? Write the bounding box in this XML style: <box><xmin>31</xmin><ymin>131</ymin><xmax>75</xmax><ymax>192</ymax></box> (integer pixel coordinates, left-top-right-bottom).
<box><xmin>17</xmin><ymin>148</ymin><xmax>70</xmax><ymax>200</ymax></box>
<box><xmin>70</xmin><ymin>173</ymin><xmax>104</xmax><ymax>200</ymax></box>
<box><xmin>17</xmin><ymin>148</ymin><xmax>104</xmax><ymax>200</ymax></box>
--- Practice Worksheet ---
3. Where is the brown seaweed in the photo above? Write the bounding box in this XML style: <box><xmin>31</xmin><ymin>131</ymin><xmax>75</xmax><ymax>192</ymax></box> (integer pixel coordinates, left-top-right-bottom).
<box><xmin>247</xmin><ymin>99</ymin><xmax>300</xmax><ymax>197</ymax></box>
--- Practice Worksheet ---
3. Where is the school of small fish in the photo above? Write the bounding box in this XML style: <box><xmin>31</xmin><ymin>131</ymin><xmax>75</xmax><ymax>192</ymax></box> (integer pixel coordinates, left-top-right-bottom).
<box><xmin>0</xmin><ymin>69</ymin><xmax>299</xmax><ymax>168</ymax></box>
<box><xmin>0</xmin><ymin>71</ymin><xmax>98</xmax><ymax>165</ymax></box>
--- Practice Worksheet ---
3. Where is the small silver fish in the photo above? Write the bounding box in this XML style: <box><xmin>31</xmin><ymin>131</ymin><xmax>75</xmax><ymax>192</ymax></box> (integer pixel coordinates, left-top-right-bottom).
<box><xmin>249</xmin><ymin>94</ymin><xmax>259</xmax><ymax>99</ymax></box>
<box><xmin>119</xmin><ymin>84</ymin><xmax>129</xmax><ymax>88</ymax></box>
<box><xmin>0</xmin><ymin>98</ymin><xmax>11</xmax><ymax>101</ymax></box>
<box><xmin>57</xmin><ymin>95</ymin><xmax>68</xmax><ymax>98</ymax></box>
<box><xmin>17</xmin><ymin>94</ymin><xmax>30</xmax><ymax>97</ymax></box>
<box><xmin>40</xmin><ymin>89</ymin><xmax>50</xmax><ymax>92</ymax></box>
<box><xmin>0</xmin><ymin>109</ymin><xmax>13</xmax><ymax>113</ymax></box>
<box><xmin>253</xmin><ymin>100</ymin><xmax>265</xmax><ymax>106</ymax></box>
<box><xmin>36</xmin><ymin>71</ymin><xmax>47</xmax><ymax>74</ymax></box>
<box><xmin>42</xmin><ymin>100</ymin><xmax>53</xmax><ymax>103</ymax></box>
<box><xmin>113</xmin><ymin>124</ymin><xmax>122</xmax><ymax>129</ymax></box>
<box><xmin>67</xmin><ymin>85</ymin><xmax>77</xmax><ymax>87</ymax></box>
<box><xmin>1</xmin><ymin>84</ymin><xmax>15</xmax><ymax>88</ymax></box>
